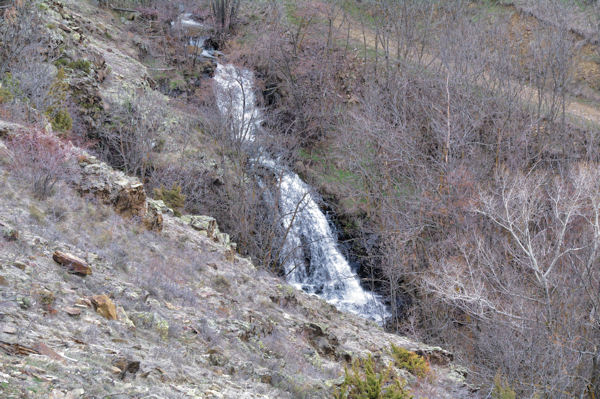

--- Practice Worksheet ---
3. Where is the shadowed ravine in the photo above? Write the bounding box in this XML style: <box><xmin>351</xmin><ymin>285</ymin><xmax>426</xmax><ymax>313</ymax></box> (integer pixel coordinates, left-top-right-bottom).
<box><xmin>214</xmin><ymin>63</ymin><xmax>389</xmax><ymax>324</ymax></box>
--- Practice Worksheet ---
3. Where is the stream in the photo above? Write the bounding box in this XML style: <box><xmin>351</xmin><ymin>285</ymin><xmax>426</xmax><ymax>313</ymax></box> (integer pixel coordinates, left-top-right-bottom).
<box><xmin>213</xmin><ymin>63</ymin><xmax>389</xmax><ymax>324</ymax></box>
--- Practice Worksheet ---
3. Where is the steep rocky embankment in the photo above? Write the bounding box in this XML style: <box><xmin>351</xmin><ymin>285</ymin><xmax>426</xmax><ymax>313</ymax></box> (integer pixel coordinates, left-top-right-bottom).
<box><xmin>0</xmin><ymin>120</ymin><xmax>473</xmax><ymax>398</ymax></box>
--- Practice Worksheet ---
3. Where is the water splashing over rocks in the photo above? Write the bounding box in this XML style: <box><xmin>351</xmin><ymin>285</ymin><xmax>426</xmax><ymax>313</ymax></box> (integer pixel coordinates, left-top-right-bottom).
<box><xmin>214</xmin><ymin>63</ymin><xmax>389</xmax><ymax>324</ymax></box>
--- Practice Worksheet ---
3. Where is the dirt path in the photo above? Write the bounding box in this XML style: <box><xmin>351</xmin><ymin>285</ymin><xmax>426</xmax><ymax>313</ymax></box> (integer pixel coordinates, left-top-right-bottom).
<box><xmin>335</xmin><ymin>13</ymin><xmax>600</xmax><ymax>129</ymax></box>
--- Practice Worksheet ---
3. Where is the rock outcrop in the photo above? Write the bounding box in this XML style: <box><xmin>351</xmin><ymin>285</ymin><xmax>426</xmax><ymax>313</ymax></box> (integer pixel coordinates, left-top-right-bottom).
<box><xmin>72</xmin><ymin>154</ymin><xmax>164</xmax><ymax>231</ymax></box>
<box><xmin>0</xmin><ymin>120</ymin><xmax>26</xmax><ymax>138</ymax></box>
<box><xmin>76</xmin><ymin>156</ymin><xmax>147</xmax><ymax>218</ymax></box>
<box><xmin>0</xmin><ymin>117</ymin><xmax>160</xmax><ymax>231</ymax></box>
<box><xmin>143</xmin><ymin>200</ymin><xmax>164</xmax><ymax>231</ymax></box>
<box><xmin>90</xmin><ymin>294</ymin><xmax>118</xmax><ymax>320</ymax></box>
<box><xmin>180</xmin><ymin>214</ymin><xmax>236</xmax><ymax>252</ymax></box>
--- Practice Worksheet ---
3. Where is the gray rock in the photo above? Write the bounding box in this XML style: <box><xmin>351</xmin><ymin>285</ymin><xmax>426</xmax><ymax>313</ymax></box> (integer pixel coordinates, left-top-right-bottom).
<box><xmin>147</xmin><ymin>199</ymin><xmax>174</xmax><ymax>216</ymax></box>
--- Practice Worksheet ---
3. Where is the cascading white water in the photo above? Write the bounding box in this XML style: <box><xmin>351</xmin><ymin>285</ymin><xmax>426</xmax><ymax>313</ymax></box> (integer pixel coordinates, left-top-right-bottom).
<box><xmin>214</xmin><ymin>63</ymin><xmax>389</xmax><ymax>324</ymax></box>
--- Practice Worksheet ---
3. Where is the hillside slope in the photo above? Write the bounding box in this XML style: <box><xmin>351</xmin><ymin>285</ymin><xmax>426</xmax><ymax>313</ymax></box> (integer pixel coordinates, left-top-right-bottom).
<box><xmin>0</xmin><ymin>120</ymin><xmax>472</xmax><ymax>398</ymax></box>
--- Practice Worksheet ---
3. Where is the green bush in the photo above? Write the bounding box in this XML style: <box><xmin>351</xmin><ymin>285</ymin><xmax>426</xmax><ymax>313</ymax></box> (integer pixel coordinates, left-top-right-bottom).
<box><xmin>492</xmin><ymin>374</ymin><xmax>516</xmax><ymax>399</ymax></box>
<box><xmin>54</xmin><ymin>58</ymin><xmax>70</xmax><ymax>68</ymax></box>
<box><xmin>0</xmin><ymin>85</ymin><xmax>12</xmax><ymax>104</ymax></box>
<box><xmin>0</xmin><ymin>73</ymin><xmax>20</xmax><ymax>104</ymax></box>
<box><xmin>47</xmin><ymin>108</ymin><xmax>73</xmax><ymax>132</ymax></box>
<box><xmin>390</xmin><ymin>345</ymin><xmax>430</xmax><ymax>378</ymax></box>
<box><xmin>335</xmin><ymin>355</ymin><xmax>412</xmax><ymax>399</ymax></box>
<box><xmin>68</xmin><ymin>59</ymin><xmax>92</xmax><ymax>74</ymax></box>
<box><xmin>45</xmin><ymin>67</ymin><xmax>72</xmax><ymax>132</ymax></box>
<box><xmin>153</xmin><ymin>184</ymin><xmax>185</xmax><ymax>216</ymax></box>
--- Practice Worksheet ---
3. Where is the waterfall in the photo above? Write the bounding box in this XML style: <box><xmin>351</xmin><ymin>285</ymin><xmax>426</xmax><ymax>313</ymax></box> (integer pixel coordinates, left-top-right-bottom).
<box><xmin>214</xmin><ymin>63</ymin><xmax>389</xmax><ymax>324</ymax></box>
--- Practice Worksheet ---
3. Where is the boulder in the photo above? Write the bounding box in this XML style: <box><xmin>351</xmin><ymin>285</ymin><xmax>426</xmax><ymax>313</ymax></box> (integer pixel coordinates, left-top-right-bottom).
<box><xmin>182</xmin><ymin>215</ymin><xmax>217</xmax><ymax>238</ymax></box>
<box><xmin>129</xmin><ymin>311</ymin><xmax>169</xmax><ymax>339</ymax></box>
<box><xmin>208</xmin><ymin>349</ymin><xmax>228</xmax><ymax>367</ymax></box>
<box><xmin>216</xmin><ymin>232</ymin><xmax>230</xmax><ymax>247</ymax></box>
<box><xmin>90</xmin><ymin>294</ymin><xmax>118</xmax><ymax>320</ymax></box>
<box><xmin>52</xmin><ymin>250</ymin><xmax>92</xmax><ymax>276</ymax></box>
<box><xmin>74</xmin><ymin>157</ymin><xmax>168</xmax><ymax>231</ymax></box>
<box><xmin>33</xmin><ymin>342</ymin><xmax>64</xmax><ymax>362</ymax></box>
<box><xmin>112</xmin><ymin>356</ymin><xmax>140</xmax><ymax>379</ymax></box>
<box><xmin>143</xmin><ymin>201</ymin><xmax>163</xmax><ymax>231</ymax></box>
<box><xmin>113</xmin><ymin>179</ymin><xmax>146</xmax><ymax>218</ymax></box>
<box><xmin>117</xmin><ymin>306</ymin><xmax>135</xmax><ymax>329</ymax></box>
<box><xmin>0</xmin><ymin>119</ymin><xmax>24</xmax><ymax>138</ymax></box>
<box><xmin>76</xmin><ymin>158</ymin><xmax>147</xmax><ymax>219</ymax></box>
<box><xmin>147</xmin><ymin>199</ymin><xmax>174</xmax><ymax>216</ymax></box>
<box><xmin>155</xmin><ymin>318</ymin><xmax>169</xmax><ymax>340</ymax></box>
<box><xmin>302</xmin><ymin>322</ymin><xmax>339</xmax><ymax>357</ymax></box>
<box><xmin>129</xmin><ymin>311</ymin><xmax>155</xmax><ymax>329</ymax></box>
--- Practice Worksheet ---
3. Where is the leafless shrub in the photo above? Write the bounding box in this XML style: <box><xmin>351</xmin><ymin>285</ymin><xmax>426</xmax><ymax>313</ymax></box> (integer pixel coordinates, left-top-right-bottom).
<box><xmin>97</xmin><ymin>90</ymin><xmax>169</xmax><ymax>180</ymax></box>
<box><xmin>415</xmin><ymin>164</ymin><xmax>600</xmax><ymax>396</ymax></box>
<box><xmin>0</xmin><ymin>0</ymin><xmax>47</xmax><ymax>76</ymax></box>
<box><xmin>11</xmin><ymin>62</ymin><xmax>56</xmax><ymax>112</ymax></box>
<box><xmin>0</xmin><ymin>2</ymin><xmax>56</xmax><ymax>125</ymax></box>
<box><xmin>6</xmin><ymin>131</ymin><xmax>75</xmax><ymax>199</ymax></box>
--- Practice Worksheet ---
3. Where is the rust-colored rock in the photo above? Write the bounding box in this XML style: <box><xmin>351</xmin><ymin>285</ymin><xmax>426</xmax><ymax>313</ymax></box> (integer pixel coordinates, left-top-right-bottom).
<box><xmin>90</xmin><ymin>295</ymin><xmax>118</xmax><ymax>320</ymax></box>
<box><xmin>33</xmin><ymin>342</ymin><xmax>64</xmax><ymax>362</ymax></box>
<box><xmin>76</xmin><ymin>160</ymin><xmax>147</xmax><ymax>219</ymax></box>
<box><xmin>65</xmin><ymin>307</ymin><xmax>82</xmax><ymax>317</ymax></box>
<box><xmin>143</xmin><ymin>201</ymin><xmax>163</xmax><ymax>232</ymax></box>
<box><xmin>52</xmin><ymin>251</ymin><xmax>92</xmax><ymax>276</ymax></box>
<box><xmin>0</xmin><ymin>341</ymin><xmax>39</xmax><ymax>356</ymax></box>
<box><xmin>114</xmin><ymin>181</ymin><xmax>146</xmax><ymax>218</ymax></box>
<box><xmin>112</xmin><ymin>356</ymin><xmax>140</xmax><ymax>379</ymax></box>
<box><xmin>73</xmin><ymin>156</ymin><xmax>166</xmax><ymax>231</ymax></box>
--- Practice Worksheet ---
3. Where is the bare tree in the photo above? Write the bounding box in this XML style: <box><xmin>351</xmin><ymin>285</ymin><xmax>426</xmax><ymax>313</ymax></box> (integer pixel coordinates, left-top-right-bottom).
<box><xmin>97</xmin><ymin>90</ymin><xmax>168</xmax><ymax>181</ymax></box>
<box><xmin>421</xmin><ymin>165</ymin><xmax>600</xmax><ymax>396</ymax></box>
<box><xmin>6</xmin><ymin>130</ymin><xmax>75</xmax><ymax>199</ymax></box>
<box><xmin>210</xmin><ymin>0</ymin><xmax>240</xmax><ymax>33</ymax></box>
<box><xmin>0</xmin><ymin>0</ymin><xmax>47</xmax><ymax>76</ymax></box>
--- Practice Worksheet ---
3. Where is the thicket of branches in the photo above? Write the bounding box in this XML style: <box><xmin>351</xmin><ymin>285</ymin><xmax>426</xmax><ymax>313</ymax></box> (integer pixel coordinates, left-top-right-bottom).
<box><xmin>237</xmin><ymin>0</ymin><xmax>600</xmax><ymax>397</ymax></box>
<box><xmin>0</xmin><ymin>0</ymin><xmax>67</xmax><ymax>126</ymax></box>
<box><xmin>3</xmin><ymin>0</ymin><xmax>600</xmax><ymax>395</ymax></box>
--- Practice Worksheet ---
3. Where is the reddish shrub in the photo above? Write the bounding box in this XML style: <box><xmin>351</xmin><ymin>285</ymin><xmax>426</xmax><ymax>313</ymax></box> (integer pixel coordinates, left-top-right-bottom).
<box><xmin>6</xmin><ymin>131</ymin><xmax>75</xmax><ymax>199</ymax></box>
